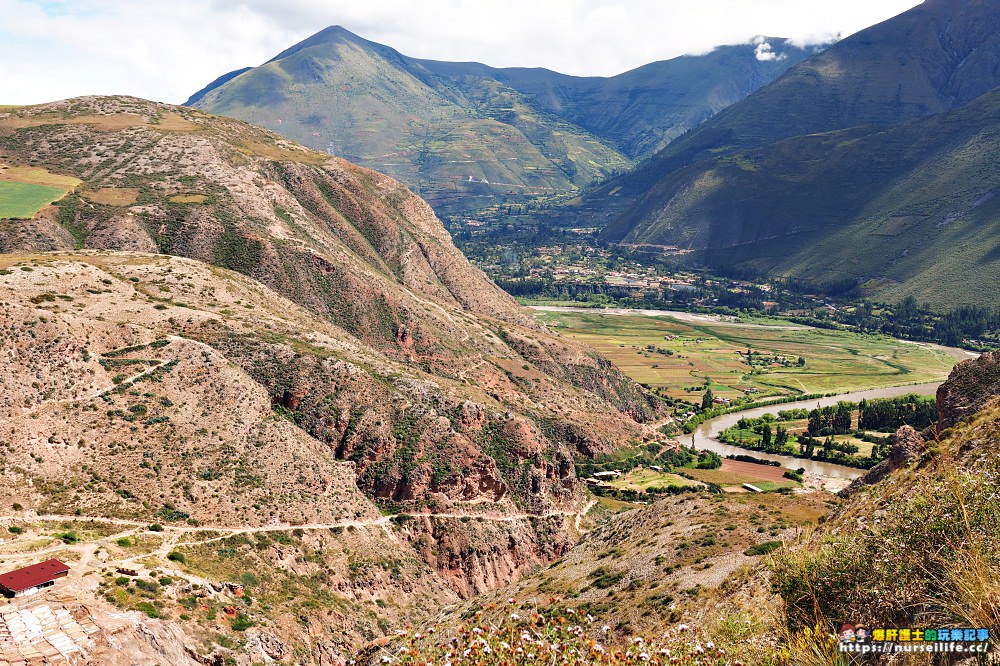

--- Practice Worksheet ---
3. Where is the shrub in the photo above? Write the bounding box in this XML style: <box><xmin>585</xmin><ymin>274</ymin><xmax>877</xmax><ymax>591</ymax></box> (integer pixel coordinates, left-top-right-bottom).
<box><xmin>148</xmin><ymin>523</ymin><xmax>164</xmax><ymax>532</ymax></box>
<box><xmin>744</xmin><ymin>540</ymin><xmax>783</xmax><ymax>556</ymax></box>
<box><xmin>230</xmin><ymin>612</ymin><xmax>255</xmax><ymax>631</ymax></box>
<box><xmin>135</xmin><ymin>602</ymin><xmax>158</xmax><ymax>618</ymax></box>
<box><xmin>8</xmin><ymin>526</ymin><xmax>23</xmax><ymax>534</ymax></box>
<box><xmin>167</xmin><ymin>551</ymin><xmax>186</xmax><ymax>564</ymax></box>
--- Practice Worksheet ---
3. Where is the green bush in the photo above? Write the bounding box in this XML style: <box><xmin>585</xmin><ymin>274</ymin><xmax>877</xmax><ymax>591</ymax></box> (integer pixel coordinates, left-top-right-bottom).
<box><xmin>135</xmin><ymin>602</ymin><xmax>158</xmax><ymax>618</ymax></box>
<box><xmin>744</xmin><ymin>540</ymin><xmax>783</xmax><ymax>556</ymax></box>
<box><xmin>230</xmin><ymin>612</ymin><xmax>255</xmax><ymax>631</ymax></box>
<box><xmin>167</xmin><ymin>551</ymin><xmax>186</xmax><ymax>563</ymax></box>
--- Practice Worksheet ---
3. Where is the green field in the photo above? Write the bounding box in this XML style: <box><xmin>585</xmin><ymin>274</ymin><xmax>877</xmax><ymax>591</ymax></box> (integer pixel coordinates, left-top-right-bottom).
<box><xmin>607</xmin><ymin>468</ymin><xmax>701</xmax><ymax>492</ymax></box>
<box><xmin>535</xmin><ymin>310</ymin><xmax>957</xmax><ymax>401</ymax></box>
<box><xmin>0</xmin><ymin>180</ymin><xmax>69</xmax><ymax>218</ymax></box>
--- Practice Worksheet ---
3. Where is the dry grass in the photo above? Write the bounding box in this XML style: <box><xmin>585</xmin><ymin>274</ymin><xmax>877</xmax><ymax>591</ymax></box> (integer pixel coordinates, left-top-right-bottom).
<box><xmin>0</xmin><ymin>165</ymin><xmax>82</xmax><ymax>188</ymax></box>
<box><xmin>83</xmin><ymin>188</ymin><xmax>139</xmax><ymax>205</ymax></box>
<box><xmin>236</xmin><ymin>139</ymin><xmax>330</xmax><ymax>166</ymax></box>
<box><xmin>168</xmin><ymin>194</ymin><xmax>209</xmax><ymax>204</ymax></box>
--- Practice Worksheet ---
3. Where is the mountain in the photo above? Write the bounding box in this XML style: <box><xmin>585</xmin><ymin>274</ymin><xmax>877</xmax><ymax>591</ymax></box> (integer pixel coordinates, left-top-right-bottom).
<box><xmin>0</xmin><ymin>96</ymin><xmax>677</xmax><ymax>662</ymax></box>
<box><xmin>600</xmin><ymin>85</ymin><xmax>1000</xmax><ymax>306</ymax></box>
<box><xmin>596</xmin><ymin>0</ymin><xmax>1000</xmax><ymax>209</ymax></box>
<box><xmin>186</xmin><ymin>27</ymin><xmax>812</xmax><ymax>216</ymax></box>
<box><xmin>593</xmin><ymin>0</ymin><xmax>1000</xmax><ymax>306</ymax></box>
<box><xmin>410</xmin><ymin>37</ymin><xmax>817</xmax><ymax>160</ymax></box>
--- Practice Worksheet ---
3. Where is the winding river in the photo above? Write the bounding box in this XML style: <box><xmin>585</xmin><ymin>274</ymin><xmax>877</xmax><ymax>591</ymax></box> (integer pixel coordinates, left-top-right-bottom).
<box><xmin>689</xmin><ymin>383</ymin><xmax>948</xmax><ymax>479</ymax></box>
<box><xmin>530</xmin><ymin>305</ymin><xmax>979</xmax><ymax>479</ymax></box>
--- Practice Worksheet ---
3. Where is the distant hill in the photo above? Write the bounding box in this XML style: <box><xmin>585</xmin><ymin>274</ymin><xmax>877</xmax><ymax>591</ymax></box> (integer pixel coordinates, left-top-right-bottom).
<box><xmin>601</xmin><ymin>86</ymin><xmax>1000</xmax><ymax>306</ymax></box>
<box><xmin>595</xmin><ymin>0</ymin><xmax>1000</xmax><ymax>307</ymax></box>
<box><xmin>186</xmin><ymin>27</ymin><xmax>812</xmax><ymax>215</ymax></box>
<box><xmin>595</xmin><ymin>0</ymin><xmax>1000</xmax><ymax>208</ymax></box>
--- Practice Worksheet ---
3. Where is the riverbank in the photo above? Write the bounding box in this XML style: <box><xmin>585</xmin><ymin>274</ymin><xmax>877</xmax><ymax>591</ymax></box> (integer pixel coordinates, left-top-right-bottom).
<box><xmin>690</xmin><ymin>382</ymin><xmax>947</xmax><ymax>479</ymax></box>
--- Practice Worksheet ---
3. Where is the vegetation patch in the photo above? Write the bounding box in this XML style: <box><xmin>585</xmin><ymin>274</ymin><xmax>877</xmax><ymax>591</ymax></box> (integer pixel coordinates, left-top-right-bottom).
<box><xmin>0</xmin><ymin>181</ymin><xmax>70</xmax><ymax>219</ymax></box>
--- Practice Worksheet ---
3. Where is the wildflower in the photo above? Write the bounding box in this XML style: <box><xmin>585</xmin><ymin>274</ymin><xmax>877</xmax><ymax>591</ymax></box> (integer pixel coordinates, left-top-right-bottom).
<box><xmin>380</xmin><ymin>656</ymin><xmax>392</xmax><ymax>664</ymax></box>
<box><xmin>511</xmin><ymin>612</ymin><xmax>520</xmax><ymax>621</ymax></box>
<box><xmin>508</xmin><ymin>597</ymin><xmax>515</xmax><ymax>604</ymax></box>
<box><xmin>677</xmin><ymin>623</ymin><xmax>689</xmax><ymax>632</ymax></box>
<box><xmin>603</xmin><ymin>625</ymin><xmax>612</xmax><ymax>633</ymax></box>
<box><xmin>567</xmin><ymin>608</ymin><xmax>576</xmax><ymax>615</ymax></box>
<box><xmin>639</xmin><ymin>652</ymin><xmax>650</xmax><ymax>661</ymax></box>
<box><xmin>586</xmin><ymin>614</ymin><xmax>594</xmax><ymax>624</ymax></box>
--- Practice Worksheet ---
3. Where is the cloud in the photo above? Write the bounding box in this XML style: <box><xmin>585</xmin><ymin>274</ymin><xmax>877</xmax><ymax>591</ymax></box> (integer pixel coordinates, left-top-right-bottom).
<box><xmin>0</xmin><ymin>0</ymin><xmax>923</xmax><ymax>105</ymax></box>
<box><xmin>754</xmin><ymin>41</ymin><xmax>787</xmax><ymax>62</ymax></box>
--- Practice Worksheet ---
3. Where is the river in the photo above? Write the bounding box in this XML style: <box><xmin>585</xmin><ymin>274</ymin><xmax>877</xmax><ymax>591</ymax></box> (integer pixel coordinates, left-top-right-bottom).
<box><xmin>529</xmin><ymin>305</ymin><xmax>979</xmax><ymax>478</ymax></box>
<box><xmin>689</xmin><ymin>383</ymin><xmax>951</xmax><ymax>479</ymax></box>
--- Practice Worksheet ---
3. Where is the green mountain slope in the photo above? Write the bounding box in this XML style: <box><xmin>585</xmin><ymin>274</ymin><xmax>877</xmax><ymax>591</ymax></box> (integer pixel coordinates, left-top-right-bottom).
<box><xmin>593</xmin><ymin>0</ymin><xmax>1000</xmax><ymax>226</ymax></box>
<box><xmin>411</xmin><ymin>37</ymin><xmax>815</xmax><ymax>160</ymax></box>
<box><xmin>188</xmin><ymin>27</ymin><xmax>631</xmax><ymax>215</ymax></box>
<box><xmin>187</xmin><ymin>27</ymin><xmax>811</xmax><ymax>216</ymax></box>
<box><xmin>602</xmin><ymin>85</ymin><xmax>1000</xmax><ymax>306</ymax></box>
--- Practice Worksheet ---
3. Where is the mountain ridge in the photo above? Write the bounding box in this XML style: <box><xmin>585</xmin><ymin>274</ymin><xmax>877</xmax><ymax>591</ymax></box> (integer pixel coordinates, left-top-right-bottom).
<box><xmin>187</xmin><ymin>26</ymin><xmax>814</xmax><ymax>215</ymax></box>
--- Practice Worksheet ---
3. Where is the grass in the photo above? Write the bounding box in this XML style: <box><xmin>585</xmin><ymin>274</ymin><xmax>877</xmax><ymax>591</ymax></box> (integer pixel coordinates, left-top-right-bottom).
<box><xmin>84</xmin><ymin>188</ymin><xmax>139</xmax><ymax>205</ymax></box>
<box><xmin>535</xmin><ymin>311</ymin><xmax>956</xmax><ymax>401</ymax></box>
<box><xmin>608</xmin><ymin>468</ymin><xmax>701</xmax><ymax>492</ymax></box>
<box><xmin>0</xmin><ymin>165</ymin><xmax>81</xmax><ymax>218</ymax></box>
<box><xmin>682</xmin><ymin>466</ymin><xmax>797</xmax><ymax>492</ymax></box>
<box><xmin>0</xmin><ymin>181</ymin><xmax>70</xmax><ymax>218</ymax></box>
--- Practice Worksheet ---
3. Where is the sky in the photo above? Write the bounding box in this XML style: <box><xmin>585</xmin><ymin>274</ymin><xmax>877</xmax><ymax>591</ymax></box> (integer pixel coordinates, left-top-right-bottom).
<box><xmin>1</xmin><ymin>0</ymin><xmax>923</xmax><ymax>106</ymax></box>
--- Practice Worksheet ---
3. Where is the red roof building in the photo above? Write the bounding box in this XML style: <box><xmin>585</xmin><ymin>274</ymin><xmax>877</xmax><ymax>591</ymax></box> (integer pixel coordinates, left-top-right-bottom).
<box><xmin>0</xmin><ymin>559</ymin><xmax>70</xmax><ymax>598</ymax></box>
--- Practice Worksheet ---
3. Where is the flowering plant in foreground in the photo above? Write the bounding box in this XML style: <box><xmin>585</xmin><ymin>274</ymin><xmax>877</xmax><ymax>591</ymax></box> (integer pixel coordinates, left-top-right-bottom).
<box><xmin>372</xmin><ymin>605</ymin><xmax>732</xmax><ymax>666</ymax></box>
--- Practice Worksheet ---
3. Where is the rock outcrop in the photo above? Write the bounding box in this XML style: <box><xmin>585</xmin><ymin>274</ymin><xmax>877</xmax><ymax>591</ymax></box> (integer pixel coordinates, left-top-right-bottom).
<box><xmin>936</xmin><ymin>350</ymin><xmax>1000</xmax><ymax>432</ymax></box>
<box><xmin>839</xmin><ymin>425</ymin><xmax>927</xmax><ymax>497</ymax></box>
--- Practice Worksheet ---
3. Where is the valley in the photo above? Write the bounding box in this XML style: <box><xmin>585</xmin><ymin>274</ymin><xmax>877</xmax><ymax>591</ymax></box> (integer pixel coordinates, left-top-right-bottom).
<box><xmin>4</xmin><ymin>1</ymin><xmax>1000</xmax><ymax>663</ymax></box>
<box><xmin>531</xmin><ymin>308</ymin><xmax>958</xmax><ymax>402</ymax></box>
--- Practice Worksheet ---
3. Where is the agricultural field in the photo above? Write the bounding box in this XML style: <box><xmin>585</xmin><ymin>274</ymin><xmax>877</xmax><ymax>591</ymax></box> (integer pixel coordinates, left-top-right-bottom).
<box><xmin>681</xmin><ymin>459</ymin><xmax>799</xmax><ymax>492</ymax></box>
<box><xmin>534</xmin><ymin>310</ymin><xmax>957</xmax><ymax>401</ymax></box>
<box><xmin>0</xmin><ymin>165</ymin><xmax>81</xmax><ymax>218</ymax></box>
<box><xmin>606</xmin><ymin>468</ymin><xmax>702</xmax><ymax>492</ymax></box>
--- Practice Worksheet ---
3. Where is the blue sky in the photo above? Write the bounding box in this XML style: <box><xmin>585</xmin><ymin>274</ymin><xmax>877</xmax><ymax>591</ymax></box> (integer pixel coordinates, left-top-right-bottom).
<box><xmin>0</xmin><ymin>0</ymin><xmax>922</xmax><ymax>105</ymax></box>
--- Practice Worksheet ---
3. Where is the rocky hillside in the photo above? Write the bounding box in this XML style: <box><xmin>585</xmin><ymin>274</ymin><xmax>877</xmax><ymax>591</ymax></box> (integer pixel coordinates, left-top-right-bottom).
<box><xmin>187</xmin><ymin>27</ymin><xmax>812</xmax><ymax>215</ymax></box>
<box><xmin>0</xmin><ymin>250</ymin><xmax>628</xmax><ymax>663</ymax></box>
<box><xmin>0</xmin><ymin>96</ymin><xmax>678</xmax><ymax>661</ymax></box>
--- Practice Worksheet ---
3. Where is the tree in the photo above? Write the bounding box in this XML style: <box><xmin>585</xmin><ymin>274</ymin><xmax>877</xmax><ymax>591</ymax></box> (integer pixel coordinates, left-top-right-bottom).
<box><xmin>701</xmin><ymin>388</ymin><xmax>715</xmax><ymax>411</ymax></box>
<box><xmin>761</xmin><ymin>423</ymin><xmax>773</xmax><ymax>450</ymax></box>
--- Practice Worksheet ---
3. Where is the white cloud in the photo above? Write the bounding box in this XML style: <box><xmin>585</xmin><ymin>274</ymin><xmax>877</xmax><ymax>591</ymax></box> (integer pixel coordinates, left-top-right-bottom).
<box><xmin>0</xmin><ymin>0</ymin><xmax>923</xmax><ymax>105</ymax></box>
<box><xmin>754</xmin><ymin>41</ymin><xmax>788</xmax><ymax>62</ymax></box>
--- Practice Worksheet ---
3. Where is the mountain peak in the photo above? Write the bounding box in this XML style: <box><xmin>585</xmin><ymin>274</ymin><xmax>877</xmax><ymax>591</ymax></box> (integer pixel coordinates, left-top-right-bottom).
<box><xmin>264</xmin><ymin>25</ymin><xmax>371</xmax><ymax>64</ymax></box>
